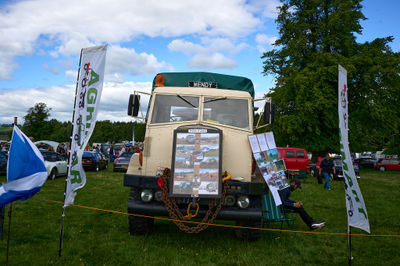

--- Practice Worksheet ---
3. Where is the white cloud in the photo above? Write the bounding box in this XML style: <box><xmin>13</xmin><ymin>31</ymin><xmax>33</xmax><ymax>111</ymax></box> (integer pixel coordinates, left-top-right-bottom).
<box><xmin>0</xmin><ymin>81</ymin><xmax>152</xmax><ymax>124</ymax></box>
<box><xmin>0</xmin><ymin>0</ymin><xmax>266</xmax><ymax>80</ymax></box>
<box><xmin>255</xmin><ymin>33</ymin><xmax>277</xmax><ymax>53</ymax></box>
<box><xmin>246</xmin><ymin>0</ymin><xmax>280</xmax><ymax>19</ymax></box>
<box><xmin>43</xmin><ymin>64</ymin><xmax>60</xmax><ymax>75</ymax></box>
<box><xmin>106</xmin><ymin>46</ymin><xmax>173</xmax><ymax>79</ymax></box>
<box><xmin>188</xmin><ymin>53</ymin><xmax>237</xmax><ymax>69</ymax></box>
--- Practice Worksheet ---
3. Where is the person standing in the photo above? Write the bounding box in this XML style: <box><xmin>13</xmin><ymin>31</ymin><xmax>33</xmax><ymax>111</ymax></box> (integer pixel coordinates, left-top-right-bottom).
<box><xmin>319</xmin><ymin>153</ymin><xmax>335</xmax><ymax>190</ymax></box>
<box><xmin>316</xmin><ymin>156</ymin><xmax>323</xmax><ymax>184</ymax></box>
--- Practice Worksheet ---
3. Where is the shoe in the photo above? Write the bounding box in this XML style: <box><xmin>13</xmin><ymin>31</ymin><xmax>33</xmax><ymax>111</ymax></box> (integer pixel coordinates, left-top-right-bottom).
<box><xmin>311</xmin><ymin>222</ymin><xmax>325</xmax><ymax>230</ymax></box>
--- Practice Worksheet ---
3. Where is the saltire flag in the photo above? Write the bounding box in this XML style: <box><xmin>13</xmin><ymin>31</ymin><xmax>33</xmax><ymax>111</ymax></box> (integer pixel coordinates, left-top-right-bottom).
<box><xmin>0</xmin><ymin>126</ymin><xmax>47</xmax><ymax>207</ymax></box>
<box><xmin>338</xmin><ymin>64</ymin><xmax>370</xmax><ymax>233</ymax></box>
<box><xmin>64</xmin><ymin>44</ymin><xmax>107</xmax><ymax>207</ymax></box>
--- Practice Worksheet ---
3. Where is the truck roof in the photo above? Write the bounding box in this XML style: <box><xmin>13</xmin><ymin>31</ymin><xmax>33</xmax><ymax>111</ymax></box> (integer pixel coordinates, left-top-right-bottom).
<box><xmin>152</xmin><ymin>72</ymin><xmax>254</xmax><ymax>98</ymax></box>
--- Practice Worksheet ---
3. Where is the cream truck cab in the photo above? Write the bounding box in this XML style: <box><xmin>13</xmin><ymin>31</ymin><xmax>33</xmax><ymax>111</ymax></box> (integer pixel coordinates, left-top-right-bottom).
<box><xmin>124</xmin><ymin>72</ymin><xmax>272</xmax><ymax>241</ymax></box>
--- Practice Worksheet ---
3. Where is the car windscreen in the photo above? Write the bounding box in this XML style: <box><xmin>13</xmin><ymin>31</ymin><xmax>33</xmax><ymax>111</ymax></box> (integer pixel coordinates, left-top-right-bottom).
<box><xmin>83</xmin><ymin>152</ymin><xmax>95</xmax><ymax>159</ymax></box>
<box><xmin>151</xmin><ymin>95</ymin><xmax>199</xmax><ymax>124</ymax></box>
<box><xmin>120</xmin><ymin>152</ymin><xmax>133</xmax><ymax>158</ymax></box>
<box><xmin>203</xmin><ymin>97</ymin><xmax>249</xmax><ymax>129</ymax></box>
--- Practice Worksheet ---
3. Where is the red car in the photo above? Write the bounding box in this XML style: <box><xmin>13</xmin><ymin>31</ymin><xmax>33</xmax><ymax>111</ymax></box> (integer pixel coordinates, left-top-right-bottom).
<box><xmin>277</xmin><ymin>147</ymin><xmax>309</xmax><ymax>177</ymax></box>
<box><xmin>375</xmin><ymin>159</ymin><xmax>400</xmax><ymax>171</ymax></box>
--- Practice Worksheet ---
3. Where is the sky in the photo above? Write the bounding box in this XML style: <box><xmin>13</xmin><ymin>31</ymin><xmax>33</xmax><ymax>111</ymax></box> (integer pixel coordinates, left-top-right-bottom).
<box><xmin>0</xmin><ymin>0</ymin><xmax>399</xmax><ymax>124</ymax></box>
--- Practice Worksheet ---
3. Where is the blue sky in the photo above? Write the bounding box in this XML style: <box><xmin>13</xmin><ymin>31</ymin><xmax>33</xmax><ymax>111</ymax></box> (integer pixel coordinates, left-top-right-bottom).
<box><xmin>0</xmin><ymin>0</ymin><xmax>399</xmax><ymax>124</ymax></box>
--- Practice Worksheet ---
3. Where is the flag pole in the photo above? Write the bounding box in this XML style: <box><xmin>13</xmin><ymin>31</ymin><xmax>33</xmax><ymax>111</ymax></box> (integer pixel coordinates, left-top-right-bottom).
<box><xmin>348</xmin><ymin>225</ymin><xmax>352</xmax><ymax>265</ymax></box>
<box><xmin>59</xmin><ymin>49</ymin><xmax>83</xmax><ymax>257</ymax></box>
<box><xmin>6</xmin><ymin>117</ymin><xmax>17</xmax><ymax>265</ymax></box>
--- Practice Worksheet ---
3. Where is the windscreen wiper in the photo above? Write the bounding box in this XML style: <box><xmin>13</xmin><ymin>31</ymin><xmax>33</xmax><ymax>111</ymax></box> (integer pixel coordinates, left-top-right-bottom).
<box><xmin>177</xmin><ymin>95</ymin><xmax>197</xmax><ymax>108</ymax></box>
<box><xmin>203</xmin><ymin>97</ymin><xmax>227</xmax><ymax>104</ymax></box>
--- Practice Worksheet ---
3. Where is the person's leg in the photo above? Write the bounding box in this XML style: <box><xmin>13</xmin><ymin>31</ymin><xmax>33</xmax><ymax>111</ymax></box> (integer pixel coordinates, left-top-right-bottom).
<box><xmin>285</xmin><ymin>206</ymin><xmax>314</xmax><ymax>228</ymax></box>
<box><xmin>323</xmin><ymin>172</ymin><xmax>330</xmax><ymax>189</ymax></box>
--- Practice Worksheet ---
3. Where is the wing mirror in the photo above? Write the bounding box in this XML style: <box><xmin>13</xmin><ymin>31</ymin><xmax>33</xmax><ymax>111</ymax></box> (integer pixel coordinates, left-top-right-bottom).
<box><xmin>128</xmin><ymin>94</ymin><xmax>140</xmax><ymax>117</ymax></box>
<box><xmin>264</xmin><ymin>101</ymin><xmax>275</xmax><ymax>124</ymax></box>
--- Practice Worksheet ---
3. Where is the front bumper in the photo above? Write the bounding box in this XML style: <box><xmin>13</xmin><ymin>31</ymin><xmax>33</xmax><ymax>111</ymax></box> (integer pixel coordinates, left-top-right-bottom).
<box><xmin>124</xmin><ymin>174</ymin><xmax>266</xmax><ymax>221</ymax></box>
<box><xmin>128</xmin><ymin>199</ymin><xmax>262</xmax><ymax>221</ymax></box>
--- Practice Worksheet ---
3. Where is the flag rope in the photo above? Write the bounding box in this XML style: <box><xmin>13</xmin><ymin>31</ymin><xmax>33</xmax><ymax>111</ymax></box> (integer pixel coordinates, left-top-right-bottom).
<box><xmin>35</xmin><ymin>197</ymin><xmax>400</xmax><ymax>238</ymax></box>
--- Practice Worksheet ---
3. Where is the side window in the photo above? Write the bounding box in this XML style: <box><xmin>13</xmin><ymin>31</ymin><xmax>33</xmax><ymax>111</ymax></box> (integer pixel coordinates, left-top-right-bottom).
<box><xmin>286</xmin><ymin>150</ymin><xmax>295</xmax><ymax>158</ymax></box>
<box><xmin>296</xmin><ymin>151</ymin><xmax>305</xmax><ymax>158</ymax></box>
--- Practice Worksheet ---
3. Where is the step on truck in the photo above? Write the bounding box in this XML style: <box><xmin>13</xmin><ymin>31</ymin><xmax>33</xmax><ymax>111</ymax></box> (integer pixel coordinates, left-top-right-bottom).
<box><xmin>124</xmin><ymin>72</ymin><xmax>273</xmax><ymax>241</ymax></box>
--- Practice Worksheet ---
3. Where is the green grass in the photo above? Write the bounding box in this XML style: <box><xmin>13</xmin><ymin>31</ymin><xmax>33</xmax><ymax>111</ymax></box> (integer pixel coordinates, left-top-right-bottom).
<box><xmin>0</xmin><ymin>168</ymin><xmax>399</xmax><ymax>265</ymax></box>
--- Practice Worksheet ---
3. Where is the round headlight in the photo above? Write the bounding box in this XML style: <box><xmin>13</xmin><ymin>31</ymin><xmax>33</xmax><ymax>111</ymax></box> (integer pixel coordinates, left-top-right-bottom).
<box><xmin>224</xmin><ymin>194</ymin><xmax>236</xmax><ymax>206</ymax></box>
<box><xmin>154</xmin><ymin>190</ymin><xmax>163</xmax><ymax>202</ymax></box>
<box><xmin>140</xmin><ymin>189</ymin><xmax>153</xmax><ymax>202</ymax></box>
<box><xmin>237</xmin><ymin>195</ymin><xmax>250</xmax><ymax>209</ymax></box>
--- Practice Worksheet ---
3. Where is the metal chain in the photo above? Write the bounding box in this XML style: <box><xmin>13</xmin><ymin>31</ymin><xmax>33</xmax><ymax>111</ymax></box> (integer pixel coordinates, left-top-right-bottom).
<box><xmin>160</xmin><ymin>168</ymin><xmax>229</xmax><ymax>234</ymax></box>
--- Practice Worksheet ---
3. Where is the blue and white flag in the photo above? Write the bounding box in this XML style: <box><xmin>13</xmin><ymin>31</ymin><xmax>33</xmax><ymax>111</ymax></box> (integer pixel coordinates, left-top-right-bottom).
<box><xmin>0</xmin><ymin>126</ymin><xmax>47</xmax><ymax>207</ymax></box>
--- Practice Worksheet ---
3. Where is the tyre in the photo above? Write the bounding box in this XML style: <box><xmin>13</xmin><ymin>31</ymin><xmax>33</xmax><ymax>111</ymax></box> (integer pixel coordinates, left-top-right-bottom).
<box><xmin>128</xmin><ymin>187</ymin><xmax>154</xmax><ymax>235</ymax></box>
<box><xmin>234</xmin><ymin>220</ymin><xmax>262</xmax><ymax>241</ymax></box>
<box><xmin>128</xmin><ymin>215</ymin><xmax>154</xmax><ymax>235</ymax></box>
<box><xmin>379</xmin><ymin>166</ymin><xmax>386</xmax><ymax>171</ymax></box>
<box><xmin>49</xmin><ymin>168</ymin><xmax>57</xmax><ymax>180</ymax></box>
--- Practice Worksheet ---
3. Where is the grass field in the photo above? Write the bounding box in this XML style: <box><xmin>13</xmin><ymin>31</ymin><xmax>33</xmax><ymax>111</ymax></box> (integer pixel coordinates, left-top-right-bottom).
<box><xmin>0</xmin><ymin>167</ymin><xmax>399</xmax><ymax>265</ymax></box>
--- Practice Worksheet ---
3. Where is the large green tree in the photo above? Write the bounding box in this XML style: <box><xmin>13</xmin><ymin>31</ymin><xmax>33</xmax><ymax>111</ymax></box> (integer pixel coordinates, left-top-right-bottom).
<box><xmin>262</xmin><ymin>0</ymin><xmax>400</xmax><ymax>154</ymax></box>
<box><xmin>22</xmin><ymin>102</ymin><xmax>52</xmax><ymax>140</ymax></box>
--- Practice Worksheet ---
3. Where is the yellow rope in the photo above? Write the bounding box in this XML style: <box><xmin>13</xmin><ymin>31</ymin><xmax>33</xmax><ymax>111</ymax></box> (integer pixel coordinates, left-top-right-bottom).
<box><xmin>34</xmin><ymin>196</ymin><xmax>400</xmax><ymax>238</ymax></box>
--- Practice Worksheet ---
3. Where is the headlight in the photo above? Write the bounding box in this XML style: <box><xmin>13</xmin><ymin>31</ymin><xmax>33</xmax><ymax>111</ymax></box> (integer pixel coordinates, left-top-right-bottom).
<box><xmin>140</xmin><ymin>189</ymin><xmax>153</xmax><ymax>202</ymax></box>
<box><xmin>154</xmin><ymin>191</ymin><xmax>163</xmax><ymax>202</ymax></box>
<box><xmin>237</xmin><ymin>195</ymin><xmax>250</xmax><ymax>209</ymax></box>
<box><xmin>224</xmin><ymin>194</ymin><xmax>236</xmax><ymax>206</ymax></box>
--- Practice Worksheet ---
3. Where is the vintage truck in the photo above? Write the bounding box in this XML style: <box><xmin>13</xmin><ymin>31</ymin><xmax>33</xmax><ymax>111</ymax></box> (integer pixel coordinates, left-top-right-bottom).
<box><xmin>123</xmin><ymin>72</ymin><xmax>273</xmax><ymax>241</ymax></box>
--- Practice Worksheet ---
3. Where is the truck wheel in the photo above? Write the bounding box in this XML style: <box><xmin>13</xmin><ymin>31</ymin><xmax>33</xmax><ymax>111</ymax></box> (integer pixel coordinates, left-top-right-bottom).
<box><xmin>379</xmin><ymin>166</ymin><xmax>386</xmax><ymax>171</ymax></box>
<box><xmin>234</xmin><ymin>220</ymin><xmax>261</xmax><ymax>241</ymax></box>
<box><xmin>128</xmin><ymin>187</ymin><xmax>154</xmax><ymax>235</ymax></box>
<box><xmin>128</xmin><ymin>215</ymin><xmax>154</xmax><ymax>235</ymax></box>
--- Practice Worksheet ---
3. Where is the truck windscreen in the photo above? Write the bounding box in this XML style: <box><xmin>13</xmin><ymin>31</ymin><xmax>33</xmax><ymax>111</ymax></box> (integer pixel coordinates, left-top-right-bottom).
<box><xmin>151</xmin><ymin>95</ymin><xmax>199</xmax><ymax>123</ymax></box>
<box><xmin>203</xmin><ymin>97</ymin><xmax>249</xmax><ymax>129</ymax></box>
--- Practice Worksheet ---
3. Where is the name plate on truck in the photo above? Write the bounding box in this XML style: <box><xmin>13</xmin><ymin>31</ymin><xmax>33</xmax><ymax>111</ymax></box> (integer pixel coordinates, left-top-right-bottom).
<box><xmin>188</xmin><ymin>81</ymin><xmax>218</xmax><ymax>88</ymax></box>
<box><xmin>170</xmin><ymin>126</ymin><xmax>222</xmax><ymax>198</ymax></box>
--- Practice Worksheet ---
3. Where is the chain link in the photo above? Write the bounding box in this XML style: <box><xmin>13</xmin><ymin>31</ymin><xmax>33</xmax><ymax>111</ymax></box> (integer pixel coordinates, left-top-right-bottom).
<box><xmin>160</xmin><ymin>168</ymin><xmax>229</xmax><ymax>234</ymax></box>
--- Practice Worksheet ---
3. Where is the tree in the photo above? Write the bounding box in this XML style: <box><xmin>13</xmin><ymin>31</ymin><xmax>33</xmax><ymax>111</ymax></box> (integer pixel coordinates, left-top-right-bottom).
<box><xmin>262</xmin><ymin>0</ymin><xmax>400</xmax><ymax>154</ymax></box>
<box><xmin>23</xmin><ymin>103</ymin><xmax>52</xmax><ymax>140</ymax></box>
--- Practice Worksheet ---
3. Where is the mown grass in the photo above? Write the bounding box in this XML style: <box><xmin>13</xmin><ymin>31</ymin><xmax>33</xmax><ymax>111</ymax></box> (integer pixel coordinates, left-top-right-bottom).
<box><xmin>0</xmin><ymin>168</ymin><xmax>399</xmax><ymax>265</ymax></box>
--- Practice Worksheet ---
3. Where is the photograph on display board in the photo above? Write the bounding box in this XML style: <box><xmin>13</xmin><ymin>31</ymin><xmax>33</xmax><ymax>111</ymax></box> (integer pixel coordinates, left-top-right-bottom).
<box><xmin>198</xmin><ymin>181</ymin><xmax>219</xmax><ymax>195</ymax></box>
<box><xmin>273</xmin><ymin>159</ymin><xmax>286</xmax><ymax>172</ymax></box>
<box><xmin>200</xmin><ymin>133</ymin><xmax>219</xmax><ymax>145</ymax></box>
<box><xmin>264</xmin><ymin>170</ymin><xmax>289</xmax><ymax>191</ymax></box>
<box><xmin>267</xmin><ymin>148</ymin><xmax>279</xmax><ymax>162</ymax></box>
<box><xmin>176</xmin><ymin>133</ymin><xmax>201</xmax><ymax>145</ymax></box>
<box><xmin>176</xmin><ymin>144</ymin><xmax>195</xmax><ymax>157</ymax></box>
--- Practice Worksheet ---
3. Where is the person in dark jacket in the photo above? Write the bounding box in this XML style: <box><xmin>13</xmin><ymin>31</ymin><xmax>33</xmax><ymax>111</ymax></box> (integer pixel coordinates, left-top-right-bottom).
<box><xmin>278</xmin><ymin>178</ymin><xmax>325</xmax><ymax>230</ymax></box>
<box><xmin>319</xmin><ymin>153</ymin><xmax>336</xmax><ymax>190</ymax></box>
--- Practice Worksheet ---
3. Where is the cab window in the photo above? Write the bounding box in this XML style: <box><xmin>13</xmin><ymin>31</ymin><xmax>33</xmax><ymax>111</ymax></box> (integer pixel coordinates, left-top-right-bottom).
<box><xmin>151</xmin><ymin>95</ymin><xmax>199</xmax><ymax>124</ymax></box>
<box><xmin>203</xmin><ymin>97</ymin><xmax>249</xmax><ymax>129</ymax></box>
<box><xmin>296</xmin><ymin>151</ymin><xmax>305</xmax><ymax>158</ymax></box>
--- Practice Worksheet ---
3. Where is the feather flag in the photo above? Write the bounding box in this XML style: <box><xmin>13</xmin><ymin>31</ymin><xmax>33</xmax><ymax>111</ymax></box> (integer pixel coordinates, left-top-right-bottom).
<box><xmin>0</xmin><ymin>126</ymin><xmax>47</xmax><ymax>207</ymax></box>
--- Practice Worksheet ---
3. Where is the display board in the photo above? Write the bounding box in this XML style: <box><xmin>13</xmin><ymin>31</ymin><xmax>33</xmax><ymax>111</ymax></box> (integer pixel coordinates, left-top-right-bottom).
<box><xmin>170</xmin><ymin>127</ymin><xmax>222</xmax><ymax>198</ymax></box>
<box><xmin>249</xmin><ymin>132</ymin><xmax>289</xmax><ymax>205</ymax></box>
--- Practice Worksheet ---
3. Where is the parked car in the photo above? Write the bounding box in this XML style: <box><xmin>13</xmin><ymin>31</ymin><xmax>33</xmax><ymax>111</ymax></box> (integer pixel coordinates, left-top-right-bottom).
<box><xmin>113</xmin><ymin>152</ymin><xmax>134</xmax><ymax>172</ymax></box>
<box><xmin>353</xmin><ymin>157</ymin><xmax>376</xmax><ymax>168</ymax></box>
<box><xmin>375</xmin><ymin>158</ymin><xmax>400</xmax><ymax>171</ymax></box>
<box><xmin>40</xmin><ymin>150</ymin><xmax>68</xmax><ymax>180</ymax></box>
<box><xmin>0</xmin><ymin>150</ymin><xmax>7</xmax><ymax>176</ymax></box>
<box><xmin>82</xmin><ymin>151</ymin><xmax>108</xmax><ymax>171</ymax></box>
<box><xmin>277</xmin><ymin>147</ymin><xmax>309</xmax><ymax>177</ymax></box>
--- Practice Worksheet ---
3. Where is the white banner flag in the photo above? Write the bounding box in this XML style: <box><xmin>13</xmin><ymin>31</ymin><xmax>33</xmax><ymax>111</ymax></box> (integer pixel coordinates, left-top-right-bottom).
<box><xmin>64</xmin><ymin>45</ymin><xmax>107</xmax><ymax>206</ymax></box>
<box><xmin>338</xmin><ymin>64</ymin><xmax>370</xmax><ymax>233</ymax></box>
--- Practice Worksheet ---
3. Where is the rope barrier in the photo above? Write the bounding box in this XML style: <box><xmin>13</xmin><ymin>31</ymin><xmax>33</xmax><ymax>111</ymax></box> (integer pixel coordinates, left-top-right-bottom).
<box><xmin>34</xmin><ymin>196</ymin><xmax>400</xmax><ymax>238</ymax></box>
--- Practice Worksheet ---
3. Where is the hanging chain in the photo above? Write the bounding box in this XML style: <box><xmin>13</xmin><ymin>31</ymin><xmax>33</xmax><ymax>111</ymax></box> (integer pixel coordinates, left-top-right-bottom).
<box><xmin>159</xmin><ymin>168</ymin><xmax>229</xmax><ymax>234</ymax></box>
